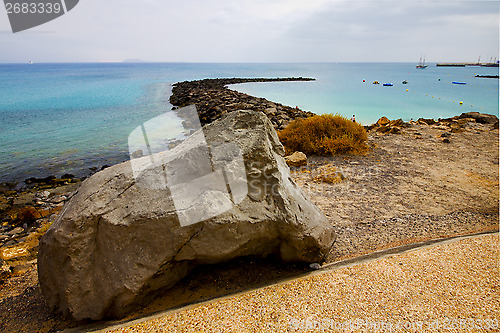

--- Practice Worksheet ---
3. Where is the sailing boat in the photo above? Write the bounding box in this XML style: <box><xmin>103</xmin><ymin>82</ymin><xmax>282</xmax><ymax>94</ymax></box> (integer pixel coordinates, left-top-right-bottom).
<box><xmin>416</xmin><ymin>56</ymin><xmax>427</xmax><ymax>69</ymax></box>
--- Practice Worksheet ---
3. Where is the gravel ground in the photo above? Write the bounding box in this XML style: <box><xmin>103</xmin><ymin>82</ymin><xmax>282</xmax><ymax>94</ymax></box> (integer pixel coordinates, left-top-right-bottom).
<box><xmin>106</xmin><ymin>233</ymin><xmax>499</xmax><ymax>333</ymax></box>
<box><xmin>291</xmin><ymin>122</ymin><xmax>499</xmax><ymax>262</ymax></box>
<box><xmin>0</xmin><ymin>121</ymin><xmax>497</xmax><ymax>332</ymax></box>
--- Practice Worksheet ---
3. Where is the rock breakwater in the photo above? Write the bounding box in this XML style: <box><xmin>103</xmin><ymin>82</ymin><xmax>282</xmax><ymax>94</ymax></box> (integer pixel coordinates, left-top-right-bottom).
<box><xmin>169</xmin><ymin>77</ymin><xmax>316</xmax><ymax>130</ymax></box>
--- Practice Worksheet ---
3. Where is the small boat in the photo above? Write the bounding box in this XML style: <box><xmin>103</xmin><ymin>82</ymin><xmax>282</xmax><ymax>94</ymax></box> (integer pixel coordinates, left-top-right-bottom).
<box><xmin>402</xmin><ymin>80</ymin><xmax>408</xmax><ymax>84</ymax></box>
<box><xmin>416</xmin><ymin>56</ymin><xmax>428</xmax><ymax>69</ymax></box>
<box><xmin>373</xmin><ymin>81</ymin><xmax>380</xmax><ymax>84</ymax></box>
<box><xmin>383</xmin><ymin>83</ymin><xmax>393</xmax><ymax>86</ymax></box>
<box><xmin>452</xmin><ymin>81</ymin><xmax>466</xmax><ymax>85</ymax></box>
<box><xmin>475</xmin><ymin>74</ymin><xmax>499</xmax><ymax>78</ymax></box>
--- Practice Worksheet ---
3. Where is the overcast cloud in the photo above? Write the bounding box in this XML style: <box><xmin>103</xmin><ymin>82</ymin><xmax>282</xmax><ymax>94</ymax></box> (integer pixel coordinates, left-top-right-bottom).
<box><xmin>0</xmin><ymin>0</ymin><xmax>498</xmax><ymax>63</ymax></box>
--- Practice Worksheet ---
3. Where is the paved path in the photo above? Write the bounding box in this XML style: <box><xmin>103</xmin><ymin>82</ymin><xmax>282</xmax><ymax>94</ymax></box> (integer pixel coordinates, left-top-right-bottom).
<box><xmin>99</xmin><ymin>233</ymin><xmax>499</xmax><ymax>333</ymax></box>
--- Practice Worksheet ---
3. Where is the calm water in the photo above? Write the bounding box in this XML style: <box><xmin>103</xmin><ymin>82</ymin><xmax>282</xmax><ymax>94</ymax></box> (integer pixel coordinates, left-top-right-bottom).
<box><xmin>0</xmin><ymin>62</ymin><xmax>498</xmax><ymax>183</ymax></box>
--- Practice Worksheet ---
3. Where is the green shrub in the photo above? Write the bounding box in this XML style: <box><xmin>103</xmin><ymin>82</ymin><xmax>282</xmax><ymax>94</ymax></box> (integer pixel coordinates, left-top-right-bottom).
<box><xmin>278</xmin><ymin>114</ymin><xmax>368</xmax><ymax>155</ymax></box>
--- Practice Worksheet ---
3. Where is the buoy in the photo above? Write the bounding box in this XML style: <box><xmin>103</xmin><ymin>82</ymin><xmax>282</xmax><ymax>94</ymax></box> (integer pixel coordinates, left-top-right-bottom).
<box><xmin>471</xmin><ymin>105</ymin><xmax>473</xmax><ymax>107</ymax></box>
<box><xmin>438</xmin><ymin>78</ymin><xmax>441</xmax><ymax>81</ymax></box>
<box><xmin>363</xmin><ymin>80</ymin><xmax>365</xmax><ymax>82</ymax></box>
<box><xmin>406</xmin><ymin>89</ymin><xmax>409</xmax><ymax>92</ymax></box>
<box><xmin>459</xmin><ymin>101</ymin><xmax>463</xmax><ymax>105</ymax></box>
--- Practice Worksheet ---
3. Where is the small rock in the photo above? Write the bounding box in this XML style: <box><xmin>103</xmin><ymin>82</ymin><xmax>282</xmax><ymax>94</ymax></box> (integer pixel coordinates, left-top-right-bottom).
<box><xmin>388</xmin><ymin>119</ymin><xmax>404</xmax><ymax>127</ymax></box>
<box><xmin>0</xmin><ymin>242</ymin><xmax>34</xmax><ymax>261</ymax></box>
<box><xmin>441</xmin><ymin>132</ymin><xmax>452</xmax><ymax>138</ymax></box>
<box><xmin>11</xmin><ymin>263</ymin><xmax>32</xmax><ymax>275</ymax></box>
<box><xmin>377</xmin><ymin>116</ymin><xmax>390</xmax><ymax>126</ymax></box>
<box><xmin>313</xmin><ymin>165</ymin><xmax>345</xmax><ymax>184</ymax></box>
<box><xmin>443</xmin><ymin>138</ymin><xmax>451</xmax><ymax>143</ymax></box>
<box><xmin>418</xmin><ymin>118</ymin><xmax>437</xmax><ymax>125</ymax></box>
<box><xmin>16</xmin><ymin>237</ymin><xmax>28</xmax><ymax>243</ymax></box>
<box><xmin>457</xmin><ymin>118</ymin><xmax>476</xmax><ymax>126</ymax></box>
<box><xmin>0</xmin><ymin>261</ymin><xmax>10</xmax><ymax>280</ymax></box>
<box><xmin>264</xmin><ymin>107</ymin><xmax>277</xmax><ymax>116</ymax></box>
<box><xmin>6</xmin><ymin>227</ymin><xmax>23</xmax><ymax>236</ymax></box>
<box><xmin>309</xmin><ymin>263</ymin><xmax>321</xmax><ymax>270</ymax></box>
<box><xmin>48</xmin><ymin>195</ymin><xmax>67</xmax><ymax>204</ymax></box>
<box><xmin>388</xmin><ymin>127</ymin><xmax>401</xmax><ymax>134</ymax></box>
<box><xmin>131</xmin><ymin>150</ymin><xmax>144</xmax><ymax>159</ymax></box>
<box><xmin>376</xmin><ymin>126</ymin><xmax>392</xmax><ymax>133</ymax></box>
<box><xmin>432</xmin><ymin>125</ymin><xmax>449</xmax><ymax>131</ymax></box>
<box><xmin>285</xmin><ymin>151</ymin><xmax>308</xmax><ymax>167</ymax></box>
<box><xmin>36</xmin><ymin>191</ymin><xmax>51</xmax><ymax>199</ymax></box>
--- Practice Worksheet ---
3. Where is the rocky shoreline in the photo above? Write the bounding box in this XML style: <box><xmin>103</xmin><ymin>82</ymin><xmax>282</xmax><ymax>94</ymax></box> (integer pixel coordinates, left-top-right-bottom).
<box><xmin>169</xmin><ymin>77</ymin><xmax>316</xmax><ymax>130</ymax></box>
<box><xmin>0</xmin><ymin>77</ymin><xmax>498</xmax><ymax>332</ymax></box>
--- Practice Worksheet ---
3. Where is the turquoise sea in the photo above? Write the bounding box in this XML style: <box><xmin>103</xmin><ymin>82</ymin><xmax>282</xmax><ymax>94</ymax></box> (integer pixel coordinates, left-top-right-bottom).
<box><xmin>0</xmin><ymin>62</ymin><xmax>498</xmax><ymax>183</ymax></box>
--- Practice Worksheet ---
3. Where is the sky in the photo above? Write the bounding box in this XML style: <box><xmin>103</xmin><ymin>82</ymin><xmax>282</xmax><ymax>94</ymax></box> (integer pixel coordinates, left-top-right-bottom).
<box><xmin>0</xmin><ymin>0</ymin><xmax>498</xmax><ymax>63</ymax></box>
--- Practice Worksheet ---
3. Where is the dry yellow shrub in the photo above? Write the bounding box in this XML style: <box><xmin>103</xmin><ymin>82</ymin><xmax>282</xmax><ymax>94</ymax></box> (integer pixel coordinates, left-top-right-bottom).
<box><xmin>278</xmin><ymin>114</ymin><xmax>368</xmax><ymax>155</ymax></box>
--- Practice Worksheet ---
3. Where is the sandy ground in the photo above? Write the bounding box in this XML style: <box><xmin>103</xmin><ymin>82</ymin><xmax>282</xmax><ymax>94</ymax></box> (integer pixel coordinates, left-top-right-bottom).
<box><xmin>0</xmin><ymin>121</ymin><xmax>498</xmax><ymax>332</ymax></box>
<box><xmin>105</xmin><ymin>233</ymin><xmax>499</xmax><ymax>333</ymax></box>
<box><xmin>292</xmin><ymin>121</ymin><xmax>499</xmax><ymax>262</ymax></box>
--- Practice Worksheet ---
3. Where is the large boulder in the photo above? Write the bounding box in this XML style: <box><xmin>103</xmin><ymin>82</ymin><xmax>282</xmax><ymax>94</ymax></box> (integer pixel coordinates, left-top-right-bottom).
<box><xmin>38</xmin><ymin>110</ymin><xmax>335</xmax><ymax>321</ymax></box>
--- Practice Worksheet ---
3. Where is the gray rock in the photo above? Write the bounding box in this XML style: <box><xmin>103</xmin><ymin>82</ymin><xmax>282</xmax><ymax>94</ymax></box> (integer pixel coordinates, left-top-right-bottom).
<box><xmin>38</xmin><ymin>110</ymin><xmax>335</xmax><ymax>321</ymax></box>
<box><xmin>6</xmin><ymin>227</ymin><xmax>23</xmax><ymax>236</ymax></box>
<box><xmin>2</xmin><ymin>241</ymin><xmax>16</xmax><ymax>248</ymax></box>
<box><xmin>48</xmin><ymin>195</ymin><xmax>67</xmax><ymax>204</ymax></box>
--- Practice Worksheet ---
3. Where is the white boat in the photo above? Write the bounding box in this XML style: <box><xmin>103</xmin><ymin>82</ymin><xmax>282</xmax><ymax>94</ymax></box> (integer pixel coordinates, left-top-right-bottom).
<box><xmin>416</xmin><ymin>56</ymin><xmax>427</xmax><ymax>69</ymax></box>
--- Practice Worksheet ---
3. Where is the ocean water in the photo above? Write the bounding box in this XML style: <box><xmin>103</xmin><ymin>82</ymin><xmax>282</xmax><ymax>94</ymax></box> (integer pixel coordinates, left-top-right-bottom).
<box><xmin>0</xmin><ymin>62</ymin><xmax>498</xmax><ymax>184</ymax></box>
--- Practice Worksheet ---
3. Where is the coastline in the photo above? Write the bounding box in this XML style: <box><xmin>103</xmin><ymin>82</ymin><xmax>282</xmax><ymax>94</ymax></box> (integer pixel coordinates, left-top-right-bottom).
<box><xmin>169</xmin><ymin>77</ymin><xmax>316</xmax><ymax>131</ymax></box>
<box><xmin>0</xmin><ymin>77</ymin><xmax>498</xmax><ymax>332</ymax></box>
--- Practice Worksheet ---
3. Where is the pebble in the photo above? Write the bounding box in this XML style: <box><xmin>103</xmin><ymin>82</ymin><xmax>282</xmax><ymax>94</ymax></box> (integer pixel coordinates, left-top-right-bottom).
<box><xmin>6</xmin><ymin>227</ymin><xmax>23</xmax><ymax>236</ymax></box>
<box><xmin>309</xmin><ymin>263</ymin><xmax>321</xmax><ymax>270</ymax></box>
<box><xmin>2</xmin><ymin>241</ymin><xmax>16</xmax><ymax>247</ymax></box>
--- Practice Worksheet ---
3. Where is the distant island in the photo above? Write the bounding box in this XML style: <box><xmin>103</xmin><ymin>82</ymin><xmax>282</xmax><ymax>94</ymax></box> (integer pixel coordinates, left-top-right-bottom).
<box><xmin>122</xmin><ymin>59</ymin><xmax>150</xmax><ymax>63</ymax></box>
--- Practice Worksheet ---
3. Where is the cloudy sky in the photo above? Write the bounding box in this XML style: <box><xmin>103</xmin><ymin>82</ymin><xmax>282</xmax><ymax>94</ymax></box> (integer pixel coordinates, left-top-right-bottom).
<box><xmin>0</xmin><ymin>0</ymin><xmax>498</xmax><ymax>63</ymax></box>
